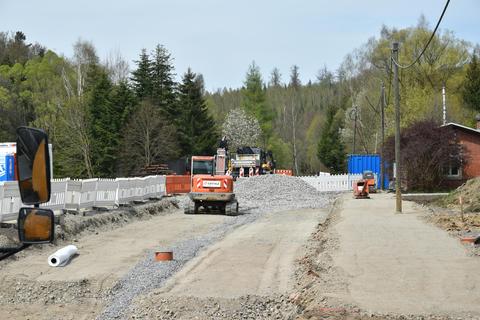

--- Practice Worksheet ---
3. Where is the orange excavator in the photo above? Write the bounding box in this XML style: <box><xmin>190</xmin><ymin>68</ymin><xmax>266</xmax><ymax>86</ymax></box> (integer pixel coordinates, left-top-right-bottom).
<box><xmin>185</xmin><ymin>155</ymin><xmax>239</xmax><ymax>215</ymax></box>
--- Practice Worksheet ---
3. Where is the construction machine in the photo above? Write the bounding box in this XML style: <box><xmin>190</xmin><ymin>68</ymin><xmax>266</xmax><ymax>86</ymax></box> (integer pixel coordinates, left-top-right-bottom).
<box><xmin>230</xmin><ymin>147</ymin><xmax>275</xmax><ymax>178</ymax></box>
<box><xmin>185</xmin><ymin>155</ymin><xmax>239</xmax><ymax>215</ymax></box>
<box><xmin>362</xmin><ymin>170</ymin><xmax>376</xmax><ymax>193</ymax></box>
<box><xmin>353</xmin><ymin>180</ymin><xmax>370</xmax><ymax>199</ymax></box>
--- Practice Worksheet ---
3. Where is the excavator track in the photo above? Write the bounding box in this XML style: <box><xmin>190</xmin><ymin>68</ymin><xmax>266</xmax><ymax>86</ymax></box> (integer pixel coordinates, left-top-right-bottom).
<box><xmin>225</xmin><ymin>200</ymin><xmax>239</xmax><ymax>216</ymax></box>
<box><xmin>184</xmin><ymin>201</ymin><xmax>195</xmax><ymax>214</ymax></box>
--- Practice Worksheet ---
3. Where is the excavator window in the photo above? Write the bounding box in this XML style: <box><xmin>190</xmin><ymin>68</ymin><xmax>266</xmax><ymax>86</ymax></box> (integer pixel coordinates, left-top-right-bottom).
<box><xmin>192</xmin><ymin>160</ymin><xmax>214</xmax><ymax>175</ymax></box>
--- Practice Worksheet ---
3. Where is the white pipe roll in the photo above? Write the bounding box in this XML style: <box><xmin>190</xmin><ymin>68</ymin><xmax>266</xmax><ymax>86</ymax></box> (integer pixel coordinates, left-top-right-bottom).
<box><xmin>48</xmin><ymin>245</ymin><xmax>78</xmax><ymax>267</ymax></box>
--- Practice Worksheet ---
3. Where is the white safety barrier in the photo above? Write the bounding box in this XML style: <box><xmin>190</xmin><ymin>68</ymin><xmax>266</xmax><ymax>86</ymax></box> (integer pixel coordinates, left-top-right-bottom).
<box><xmin>116</xmin><ymin>178</ymin><xmax>136</xmax><ymax>205</ymax></box>
<box><xmin>300</xmin><ymin>174</ymin><xmax>364</xmax><ymax>192</ymax></box>
<box><xmin>95</xmin><ymin>179</ymin><xmax>118</xmax><ymax>208</ymax></box>
<box><xmin>1</xmin><ymin>181</ymin><xmax>23</xmax><ymax>222</ymax></box>
<box><xmin>0</xmin><ymin>175</ymin><xmax>167</xmax><ymax>222</ymax></box>
<box><xmin>42</xmin><ymin>179</ymin><xmax>69</xmax><ymax>211</ymax></box>
<box><xmin>65</xmin><ymin>180</ymin><xmax>82</xmax><ymax>211</ymax></box>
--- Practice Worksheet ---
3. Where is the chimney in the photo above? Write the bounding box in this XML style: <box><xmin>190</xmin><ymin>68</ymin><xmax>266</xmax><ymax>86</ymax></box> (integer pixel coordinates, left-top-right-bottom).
<box><xmin>476</xmin><ymin>114</ymin><xmax>480</xmax><ymax>130</ymax></box>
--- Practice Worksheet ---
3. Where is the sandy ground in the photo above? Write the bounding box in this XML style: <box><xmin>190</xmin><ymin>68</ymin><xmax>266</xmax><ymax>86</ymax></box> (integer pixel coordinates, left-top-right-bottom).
<box><xmin>0</xmin><ymin>208</ymin><xmax>230</xmax><ymax>320</ymax></box>
<box><xmin>160</xmin><ymin>208</ymin><xmax>327</xmax><ymax>297</ymax></box>
<box><xmin>332</xmin><ymin>193</ymin><xmax>480</xmax><ymax>318</ymax></box>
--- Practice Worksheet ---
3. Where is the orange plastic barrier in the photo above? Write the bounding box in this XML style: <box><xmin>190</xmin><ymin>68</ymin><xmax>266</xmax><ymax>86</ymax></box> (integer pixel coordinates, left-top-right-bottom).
<box><xmin>274</xmin><ymin>169</ymin><xmax>293</xmax><ymax>176</ymax></box>
<box><xmin>166</xmin><ymin>175</ymin><xmax>191</xmax><ymax>194</ymax></box>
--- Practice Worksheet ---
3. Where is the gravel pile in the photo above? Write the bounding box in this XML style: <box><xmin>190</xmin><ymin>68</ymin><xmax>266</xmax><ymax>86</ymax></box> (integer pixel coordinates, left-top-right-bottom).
<box><xmin>235</xmin><ymin>175</ymin><xmax>336</xmax><ymax>213</ymax></box>
<box><xmin>0</xmin><ymin>226</ymin><xmax>18</xmax><ymax>248</ymax></box>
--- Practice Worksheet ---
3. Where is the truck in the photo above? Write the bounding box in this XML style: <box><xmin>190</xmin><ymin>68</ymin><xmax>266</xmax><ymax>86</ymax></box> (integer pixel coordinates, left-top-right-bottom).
<box><xmin>185</xmin><ymin>155</ymin><xmax>239</xmax><ymax>215</ymax></box>
<box><xmin>230</xmin><ymin>147</ymin><xmax>275</xmax><ymax>178</ymax></box>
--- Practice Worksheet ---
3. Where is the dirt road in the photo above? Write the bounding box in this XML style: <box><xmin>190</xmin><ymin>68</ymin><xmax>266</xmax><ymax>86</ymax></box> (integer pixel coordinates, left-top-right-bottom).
<box><xmin>0</xmin><ymin>201</ymin><xmax>330</xmax><ymax>319</ymax></box>
<box><xmin>128</xmin><ymin>207</ymin><xmax>328</xmax><ymax>319</ymax></box>
<box><xmin>161</xmin><ymin>208</ymin><xmax>327</xmax><ymax>297</ymax></box>
<box><xmin>332</xmin><ymin>193</ymin><xmax>480</xmax><ymax>318</ymax></box>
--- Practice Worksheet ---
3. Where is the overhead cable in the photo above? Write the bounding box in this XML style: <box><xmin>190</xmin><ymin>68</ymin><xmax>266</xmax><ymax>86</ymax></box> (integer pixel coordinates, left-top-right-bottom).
<box><xmin>392</xmin><ymin>0</ymin><xmax>451</xmax><ymax>69</ymax></box>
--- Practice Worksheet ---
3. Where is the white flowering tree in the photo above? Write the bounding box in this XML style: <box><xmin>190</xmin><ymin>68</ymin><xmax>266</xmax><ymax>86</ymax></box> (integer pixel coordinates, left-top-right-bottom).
<box><xmin>221</xmin><ymin>108</ymin><xmax>262</xmax><ymax>151</ymax></box>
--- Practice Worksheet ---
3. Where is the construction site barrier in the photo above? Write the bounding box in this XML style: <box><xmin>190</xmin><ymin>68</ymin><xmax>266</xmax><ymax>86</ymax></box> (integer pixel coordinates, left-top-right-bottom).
<box><xmin>0</xmin><ymin>175</ymin><xmax>167</xmax><ymax>222</ymax></box>
<box><xmin>274</xmin><ymin>169</ymin><xmax>293</xmax><ymax>176</ymax></box>
<box><xmin>165</xmin><ymin>175</ymin><xmax>191</xmax><ymax>194</ymax></box>
<box><xmin>42</xmin><ymin>178</ymin><xmax>69</xmax><ymax>211</ymax></box>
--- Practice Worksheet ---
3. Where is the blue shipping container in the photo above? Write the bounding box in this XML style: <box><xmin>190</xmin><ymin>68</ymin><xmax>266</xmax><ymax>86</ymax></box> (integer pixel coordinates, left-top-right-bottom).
<box><xmin>347</xmin><ymin>154</ymin><xmax>389</xmax><ymax>189</ymax></box>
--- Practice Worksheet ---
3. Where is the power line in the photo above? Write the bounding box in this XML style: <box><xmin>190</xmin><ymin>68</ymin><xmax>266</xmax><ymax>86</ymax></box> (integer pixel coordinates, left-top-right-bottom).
<box><xmin>392</xmin><ymin>0</ymin><xmax>451</xmax><ymax>69</ymax></box>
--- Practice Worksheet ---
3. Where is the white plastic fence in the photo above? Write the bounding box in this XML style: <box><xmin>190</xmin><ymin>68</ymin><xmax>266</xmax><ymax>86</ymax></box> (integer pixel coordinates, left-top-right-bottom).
<box><xmin>0</xmin><ymin>175</ymin><xmax>166</xmax><ymax>222</ymax></box>
<box><xmin>300</xmin><ymin>174</ymin><xmax>364</xmax><ymax>192</ymax></box>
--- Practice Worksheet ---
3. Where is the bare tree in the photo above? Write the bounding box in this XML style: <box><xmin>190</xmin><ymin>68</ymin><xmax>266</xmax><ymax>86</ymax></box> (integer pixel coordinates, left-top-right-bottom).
<box><xmin>119</xmin><ymin>101</ymin><xmax>179</xmax><ymax>175</ymax></box>
<box><xmin>72</xmin><ymin>39</ymin><xmax>98</xmax><ymax>96</ymax></box>
<box><xmin>104</xmin><ymin>49</ymin><xmax>130</xmax><ymax>84</ymax></box>
<box><xmin>56</xmin><ymin>98</ymin><xmax>94</xmax><ymax>178</ymax></box>
<box><xmin>288</xmin><ymin>65</ymin><xmax>303</xmax><ymax>175</ymax></box>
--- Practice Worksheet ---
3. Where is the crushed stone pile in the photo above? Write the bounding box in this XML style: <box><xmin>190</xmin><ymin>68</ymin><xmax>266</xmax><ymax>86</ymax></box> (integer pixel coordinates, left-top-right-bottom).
<box><xmin>235</xmin><ymin>174</ymin><xmax>335</xmax><ymax>213</ymax></box>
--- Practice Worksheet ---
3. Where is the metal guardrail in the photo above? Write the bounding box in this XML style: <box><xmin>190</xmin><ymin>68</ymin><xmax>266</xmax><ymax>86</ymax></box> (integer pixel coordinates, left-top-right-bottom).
<box><xmin>0</xmin><ymin>175</ymin><xmax>166</xmax><ymax>222</ymax></box>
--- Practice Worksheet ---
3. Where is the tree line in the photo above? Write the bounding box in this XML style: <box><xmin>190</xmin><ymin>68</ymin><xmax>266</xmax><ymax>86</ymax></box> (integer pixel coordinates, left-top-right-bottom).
<box><xmin>208</xmin><ymin>16</ymin><xmax>480</xmax><ymax>175</ymax></box>
<box><xmin>0</xmin><ymin>32</ymin><xmax>217</xmax><ymax>178</ymax></box>
<box><xmin>1</xmin><ymin>17</ymin><xmax>479</xmax><ymax>179</ymax></box>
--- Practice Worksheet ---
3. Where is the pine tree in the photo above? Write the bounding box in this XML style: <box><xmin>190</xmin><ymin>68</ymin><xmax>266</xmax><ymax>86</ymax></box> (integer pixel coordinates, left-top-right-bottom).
<box><xmin>151</xmin><ymin>44</ymin><xmax>176</xmax><ymax>119</ymax></box>
<box><xmin>462</xmin><ymin>53</ymin><xmax>480</xmax><ymax>113</ymax></box>
<box><xmin>289</xmin><ymin>65</ymin><xmax>301</xmax><ymax>89</ymax></box>
<box><xmin>317</xmin><ymin>105</ymin><xmax>346</xmax><ymax>174</ymax></box>
<box><xmin>111</xmin><ymin>81</ymin><xmax>137</xmax><ymax>127</ymax></box>
<box><xmin>130</xmin><ymin>49</ymin><xmax>152</xmax><ymax>100</ymax></box>
<box><xmin>86</xmin><ymin>65</ymin><xmax>119</xmax><ymax>177</ymax></box>
<box><xmin>241</xmin><ymin>62</ymin><xmax>274</xmax><ymax>145</ymax></box>
<box><xmin>269</xmin><ymin>68</ymin><xmax>282</xmax><ymax>87</ymax></box>
<box><xmin>176</xmin><ymin>68</ymin><xmax>218</xmax><ymax>156</ymax></box>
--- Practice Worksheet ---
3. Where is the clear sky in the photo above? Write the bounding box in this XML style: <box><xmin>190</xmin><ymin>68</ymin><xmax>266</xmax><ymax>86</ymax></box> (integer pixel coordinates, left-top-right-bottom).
<box><xmin>0</xmin><ymin>1</ymin><xmax>478</xmax><ymax>91</ymax></box>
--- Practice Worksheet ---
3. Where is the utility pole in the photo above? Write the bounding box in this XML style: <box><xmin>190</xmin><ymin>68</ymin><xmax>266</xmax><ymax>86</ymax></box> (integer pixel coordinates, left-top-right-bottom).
<box><xmin>392</xmin><ymin>42</ymin><xmax>402</xmax><ymax>213</ymax></box>
<box><xmin>352</xmin><ymin>105</ymin><xmax>358</xmax><ymax>154</ymax></box>
<box><xmin>442</xmin><ymin>84</ymin><xmax>447</xmax><ymax>125</ymax></box>
<box><xmin>380</xmin><ymin>82</ymin><xmax>386</xmax><ymax>190</ymax></box>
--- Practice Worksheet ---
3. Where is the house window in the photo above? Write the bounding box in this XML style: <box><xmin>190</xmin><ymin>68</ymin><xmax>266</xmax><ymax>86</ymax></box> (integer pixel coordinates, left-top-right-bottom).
<box><xmin>444</xmin><ymin>165</ymin><xmax>462</xmax><ymax>179</ymax></box>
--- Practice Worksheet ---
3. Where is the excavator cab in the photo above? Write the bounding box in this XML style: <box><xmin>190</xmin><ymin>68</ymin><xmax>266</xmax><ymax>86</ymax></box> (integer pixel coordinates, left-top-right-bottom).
<box><xmin>191</xmin><ymin>156</ymin><xmax>215</xmax><ymax>175</ymax></box>
<box><xmin>186</xmin><ymin>156</ymin><xmax>238</xmax><ymax>215</ymax></box>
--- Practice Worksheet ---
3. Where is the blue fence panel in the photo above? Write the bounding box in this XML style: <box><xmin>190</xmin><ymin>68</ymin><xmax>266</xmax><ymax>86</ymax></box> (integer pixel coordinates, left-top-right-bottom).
<box><xmin>347</xmin><ymin>154</ymin><xmax>389</xmax><ymax>189</ymax></box>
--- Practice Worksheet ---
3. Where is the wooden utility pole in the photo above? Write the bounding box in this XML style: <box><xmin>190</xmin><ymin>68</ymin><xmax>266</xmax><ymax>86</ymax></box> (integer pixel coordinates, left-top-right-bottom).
<box><xmin>392</xmin><ymin>42</ymin><xmax>402</xmax><ymax>213</ymax></box>
<box><xmin>380</xmin><ymin>82</ymin><xmax>386</xmax><ymax>190</ymax></box>
<box><xmin>352</xmin><ymin>105</ymin><xmax>358</xmax><ymax>154</ymax></box>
